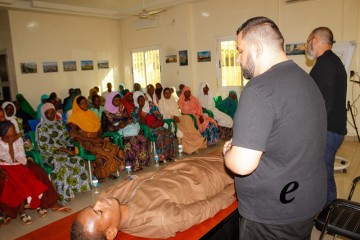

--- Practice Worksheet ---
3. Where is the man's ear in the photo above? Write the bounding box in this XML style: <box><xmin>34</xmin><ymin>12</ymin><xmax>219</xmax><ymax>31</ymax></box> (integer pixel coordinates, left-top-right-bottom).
<box><xmin>105</xmin><ymin>227</ymin><xmax>118</xmax><ymax>240</ymax></box>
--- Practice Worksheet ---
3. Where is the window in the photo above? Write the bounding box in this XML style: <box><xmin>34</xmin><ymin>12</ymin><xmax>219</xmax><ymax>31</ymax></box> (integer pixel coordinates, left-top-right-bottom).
<box><xmin>131</xmin><ymin>48</ymin><xmax>161</xmax><ymax>89</ymax></box>
<box><xmin>217</xmin><ymin>38</ymin><xmax>248</xmax><ymax>88</ymax></box>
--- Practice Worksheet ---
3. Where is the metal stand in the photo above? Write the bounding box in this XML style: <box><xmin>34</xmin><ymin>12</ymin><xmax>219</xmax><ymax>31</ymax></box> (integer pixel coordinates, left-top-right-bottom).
<box><xmin>347</xmin><ymin>101</ymin><xmax>360</xmax><ymax>142</ymax></box>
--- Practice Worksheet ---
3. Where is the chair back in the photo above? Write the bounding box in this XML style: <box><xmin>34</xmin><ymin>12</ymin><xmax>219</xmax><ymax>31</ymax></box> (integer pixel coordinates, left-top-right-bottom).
<box><xmin>213</xmin><ymin>96</ymin><xmax>223</xmax><ymax>108</ymax></box>
<box><xmin>28</xmin><ymin>119</ymin><xmax>41</xmax><ymax>131</ymax></box>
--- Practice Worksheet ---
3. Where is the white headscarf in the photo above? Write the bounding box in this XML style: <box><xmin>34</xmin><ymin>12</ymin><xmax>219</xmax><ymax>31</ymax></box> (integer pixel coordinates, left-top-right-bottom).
<box><xmin>133</xmin><ymin>91</ymin><xmax>150</xmax><ymax>113</ymax></box>
<box><xmin>2</xmin><ymin>101</ymin><xmax>19</xmax><ymax>133</ymax></box>
<box><xmin>198</xmin><ymin>82</ymin><xmax>214</xmax><ymax>109</ymax></box>
<box><xmin>170</xmin><ymin>86</ymin><xmax>179</xmax><ymax>102</ymax></box>
<box><xmin>158</xmin><ymin>88</ymin><xmax>181</xmax><ymax>119</ymax></box>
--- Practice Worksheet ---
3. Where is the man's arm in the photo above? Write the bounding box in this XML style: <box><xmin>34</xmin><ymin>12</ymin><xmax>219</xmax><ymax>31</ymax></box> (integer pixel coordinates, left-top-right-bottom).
<box><xmin>223</xmin><ymin>140</ymin><xmax>262</xmax><ymax>175</ymax></box>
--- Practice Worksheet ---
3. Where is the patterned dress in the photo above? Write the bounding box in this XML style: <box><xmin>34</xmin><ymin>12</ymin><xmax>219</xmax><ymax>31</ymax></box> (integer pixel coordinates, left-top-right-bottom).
<box><xmin>37</xmin><ymin>121</ymin><xmax>90</xmax><ymax>203</ymax></box>
<box><xmin>101</xmin><ymin>108</ymin><xmax>150</xmax><ymax>171</ymax></box>
<box><xmin>133</xmin><ymin>102</ymin><xmax>175</xmax><ymax>159</ymax></box>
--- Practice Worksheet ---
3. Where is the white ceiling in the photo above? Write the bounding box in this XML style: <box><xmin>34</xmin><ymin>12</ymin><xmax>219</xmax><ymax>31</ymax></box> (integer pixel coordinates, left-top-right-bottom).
<box><xmin>0</xmin><ymin>0</ymin><xmax>205</xmax><ymax>19</ymax></box>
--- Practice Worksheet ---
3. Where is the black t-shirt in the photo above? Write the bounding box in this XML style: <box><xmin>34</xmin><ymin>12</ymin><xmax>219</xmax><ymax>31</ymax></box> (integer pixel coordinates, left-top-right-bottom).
<box><xmin>310</xmin><ymin>50</ymin><xmax>347</xmax><ymax>135</ymax></box>
<box><xmin>233</xmin><ymin>60</ymin><xmax>327</xmax><ymax>224</ymax></box>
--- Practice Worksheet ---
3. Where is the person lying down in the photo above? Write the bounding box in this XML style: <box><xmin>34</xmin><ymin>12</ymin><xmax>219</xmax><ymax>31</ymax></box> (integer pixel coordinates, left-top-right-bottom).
<box><xmin>70</xmin><ymin>155</ymin><xmax>235</xmax><ymax>239</ymax></box>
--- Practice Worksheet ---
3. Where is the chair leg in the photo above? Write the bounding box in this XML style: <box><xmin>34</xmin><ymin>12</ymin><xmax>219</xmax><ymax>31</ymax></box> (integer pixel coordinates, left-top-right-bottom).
<box><xmin>87</xmin><ymin>161</ymin><xmax>93</xmax><ymax>185</ymax></box>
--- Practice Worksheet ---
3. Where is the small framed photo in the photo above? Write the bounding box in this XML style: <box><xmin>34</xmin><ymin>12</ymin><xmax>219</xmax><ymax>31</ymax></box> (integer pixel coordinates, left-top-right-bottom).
<box><xmin>43</xmin><ymin>61</ymin><xmax>58</xmax><ymax>73</ymax></box>
<box><xmin>197</xmin><ymin>51</ymin><xmax>211</xmax><ymax>62</ymax></box>
<box><xmin>81</xmin><ymin>60</ymin><xmax>94</xmax><ymax>71</ymax></box>
<box><xmin>63</xmin><ymin>61</ymin><xmax>77</xmax><ymax>72</ymax></box>
<box><xmin>285</xmin><ymin>43</ymin><xmax>306</xmax><ymax>55</ymax></box>
<box><xmin>97</xmin><ymin>60</ymin><xmax>109</xmax><ymax>69</ymax></box>
<box><xmin>179</xmin><ymin>50</ymin><xmax>188</xmax><ymax>66</ymax></box>
<box><xmin>20</xmin><ymin>62</ymin><xmax>38</xmax><ymax>74</ymax></box>
<box><xmin>165</xmin><ymin>55</ymin><xmax>177</xmax><ymax>63</ymax></box>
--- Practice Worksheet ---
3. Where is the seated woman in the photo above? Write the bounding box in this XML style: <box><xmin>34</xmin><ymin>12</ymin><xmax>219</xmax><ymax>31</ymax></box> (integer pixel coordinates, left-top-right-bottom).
<box><xmin>158</xmin><ymin>87</ymin><xmax>207</xmax><ymax>154</ymax></box>
<box><xmin>133</xmin><ymin>91</ymin><xmax>175</xmax><ymax>161</ymax></box>
<box><xmin>36</xmin><ymin>94</ymin><xmax>50</xmax><ymax>119</ymax></box>
<box><xmin>145</xmin><ymin>84</ymin><xmax>158</xmax><ymax>105</ymax></box>
<box><xmin>89</xmin><ymin>94</ymin><xmax>104</xmax><ymax>118</ymax></box>
<box><xmin>217</xmin><ymin>91</ymin><xmax>238</xmax><ymax>119</ymax></box>
<box><xmin>37</xmin><ymin>103</ymin><xmax>91</xmax><ymax>203</ymax></box>
<box><xmin>67</xmin><ymin>96</ymin><xmax>124</xmax><ymax>181</ymax></box>
<box><xmin>178</xmin><ymin>86</ymin><xmax>219</xmax><ymax>145</ymax></box>
<box><xmin>0</xmin><ymin>121</ymin><xmax>69</xmax><ymax>225</ymax></box>
<box><xmin>122</xmin><ymin>92</ymin><xmax>135</xmax><ymax>117</ymax></box>
<box><xmin>198</xmin><ymin>82</ymin><xmax>233</xmax><ymax>139</ymax></box>
<box><xmin>70</xmin><ymin>155</ymin><xmax>235</xmax><ymax>239</ymax></box>
<box><xmin>16</xmin><ymin>94</ymin><xmax>37</xmax><ymax>119</ymax></box>
<box><xmin>13</xmin><ymin>100</ymin><xmax>33</xmax><ymax>134</ymax></box>
<box><xmin>2</xmin><ymin>101</ymin><xmax>24</xmax><ymax>137</ymax></box>
<box><xmin>101</xmin><ymin>92</ymin><xmax>150</xmax><ymax>171</ymax></box>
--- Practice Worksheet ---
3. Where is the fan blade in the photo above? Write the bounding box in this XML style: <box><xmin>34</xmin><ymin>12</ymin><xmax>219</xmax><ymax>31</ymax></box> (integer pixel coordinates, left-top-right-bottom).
<box><xmin>148</xmin><ymin>9</ymin><xmax>167</xmax><ymax>15</ymax></box>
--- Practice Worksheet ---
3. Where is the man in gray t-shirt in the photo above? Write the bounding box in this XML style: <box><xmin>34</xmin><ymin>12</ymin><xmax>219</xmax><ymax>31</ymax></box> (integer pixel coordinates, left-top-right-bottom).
<box><xmin>224</xmin><ymin>17</ymin><xmax>327</xmax><ymax>239</ymax></box>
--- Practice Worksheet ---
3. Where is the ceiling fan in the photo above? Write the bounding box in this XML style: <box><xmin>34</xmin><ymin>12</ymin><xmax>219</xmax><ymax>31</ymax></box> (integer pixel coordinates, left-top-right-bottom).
<box><xmin>135</xmin><ymin>0</ymin><xmax>167</xmax><ymax>19</ymax></box>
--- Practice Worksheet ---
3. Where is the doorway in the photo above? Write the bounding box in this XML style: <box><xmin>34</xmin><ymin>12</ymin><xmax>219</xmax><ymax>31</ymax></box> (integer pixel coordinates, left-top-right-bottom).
<box><xmin>0</xmin><ymin>49</ymin><xmax>11</xmax><ymax>102</ymax></box>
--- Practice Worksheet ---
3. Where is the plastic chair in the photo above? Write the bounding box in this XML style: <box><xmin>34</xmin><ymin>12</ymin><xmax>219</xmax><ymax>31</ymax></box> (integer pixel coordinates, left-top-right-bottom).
<box><xmin>316</xmin><ymin>176</ymin><xmax>360</xmax><ymax>239</ymax></box>
<box><xmin>213</xmin><ymin>96</ymin><xmax>223</xmax><ymax>108</ymax></box>
<box><xmin>72</xmin><ymin>141</ymin><xmax>96</xmax><ymax>183</ymax></box>
<box><xmin>202</xmin><ymin>108</ymin><xmax>214</xmax><ymax>118</ymax></box>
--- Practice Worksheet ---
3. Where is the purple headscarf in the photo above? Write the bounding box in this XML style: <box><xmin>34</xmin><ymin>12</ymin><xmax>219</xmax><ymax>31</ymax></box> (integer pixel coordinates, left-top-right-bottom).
<box><xmin>104</xmin><ymin>91</ymin><xmax>121</xmax><ymax>114</ymax></box>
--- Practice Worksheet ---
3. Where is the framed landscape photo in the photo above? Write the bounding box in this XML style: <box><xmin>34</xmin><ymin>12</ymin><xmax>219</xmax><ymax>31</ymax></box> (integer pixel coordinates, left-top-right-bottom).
<box><xmin>179</xmin><ymin>50</ymin><xmax>188</xmax><ymax>66</ymax></box>
<box><xmin>197</xmin><ymin>51</ymin><xmax>211</xmax><ymax>62</ymax></box>
<box><xmin>165</xmin><ymin>55</ymin><xmax>177</xmax><ymax>63</ymax></box>
<box><xmin>97</xmin><ymin>60</ymin><xmax>109</xmax><ymax>69</ymax></box>
<box><xmin>20</xmin><ymin>62</ymin><xmax>38</xmax><ymax>74</ymax></box>
<box><xmin>81</xmin><ymin>60</ymin><xmax>94</xmax><ymax>71</ymax></box>
<box><xmin>43</xmin><ymin>61</ymin><xmax>58</xmax><ymax>73</ymax></box>
<box><xmin>63</xmin><ymin>61</ymin><xmax>77</xmax><ymax>72</ymax></box>
<box><xmin>285</xmin><ymin>43</ymin><xmax>306</xmax><ymax>55</ymax></box>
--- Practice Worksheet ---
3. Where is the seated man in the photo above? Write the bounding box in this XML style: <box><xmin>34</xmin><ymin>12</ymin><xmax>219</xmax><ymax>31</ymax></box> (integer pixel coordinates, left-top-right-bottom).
<box><xmin>71</xmin><ymin>155</ymin><xmax>235</xmax><ymax>239</ymax></box>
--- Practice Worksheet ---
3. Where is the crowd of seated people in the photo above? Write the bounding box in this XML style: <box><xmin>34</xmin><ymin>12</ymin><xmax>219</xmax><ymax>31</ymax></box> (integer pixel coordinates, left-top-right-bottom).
<box><xmin>0</xmin><ymin>82</ymin><xmax>236</xmax><ymax>227</ymax></box>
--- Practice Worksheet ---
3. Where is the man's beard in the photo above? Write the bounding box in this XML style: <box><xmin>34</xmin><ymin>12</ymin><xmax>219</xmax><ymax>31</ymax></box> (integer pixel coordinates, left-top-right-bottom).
<box><xmin>242</xmin><ymin>54</ymin><xmax>255</xmax><ymax>80</ymax></box>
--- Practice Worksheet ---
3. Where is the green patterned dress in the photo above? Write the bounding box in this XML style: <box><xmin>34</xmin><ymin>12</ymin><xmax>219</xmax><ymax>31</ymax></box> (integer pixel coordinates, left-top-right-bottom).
<box><xmin>37</xmin><ymin>121</ymin><xmax>90</xmax><ymax>203</ymax></box>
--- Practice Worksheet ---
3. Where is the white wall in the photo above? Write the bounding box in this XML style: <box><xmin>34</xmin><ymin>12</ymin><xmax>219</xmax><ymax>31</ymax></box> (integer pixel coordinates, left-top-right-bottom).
<box><xmin>8</xmin><ymin>10</ymin><xmax>122</xmax><ymax>107</ymax></box>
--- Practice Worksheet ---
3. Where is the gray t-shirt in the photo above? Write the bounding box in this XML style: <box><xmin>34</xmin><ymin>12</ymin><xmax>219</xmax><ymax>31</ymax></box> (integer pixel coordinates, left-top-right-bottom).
<box><xmin>233</xmin><ymin>60</ymin><xmax>327</xmax><ymax>224</ymax></box>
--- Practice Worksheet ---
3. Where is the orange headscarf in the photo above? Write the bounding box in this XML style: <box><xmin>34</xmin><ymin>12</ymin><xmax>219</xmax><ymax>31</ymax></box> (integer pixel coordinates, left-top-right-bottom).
<box><xmin>178</xmin><ymin>86</ymin><xmax>203</xmax><ymax>117</ymax></box>
<box><xmin>67</xmin><ymin>96</ymin><xmax>101</xmax><ymax>133</ymax></box>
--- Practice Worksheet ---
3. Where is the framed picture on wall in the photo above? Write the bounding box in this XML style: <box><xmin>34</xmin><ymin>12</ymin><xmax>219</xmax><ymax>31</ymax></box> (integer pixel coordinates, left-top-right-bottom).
<box><xmin>20</xmin><ymin>62</ymin><xmax>38</xmax><ymax>74</ymax></box>
<box><xmin>97</xmin><ymin>60</ymin><xmax>109</xmax><ymax>69</ymax></box>
<box><xmin>179</xmin><ymin>50</ymin><xmax>188</xmax><ymax>66</ymax></box>
<box><xmin>166</xmin><ymin>55</ymin><xmax>177</xmax><ymax>63</ymax></box>
<box><xmin>43</xmin><ymin>61</ymin><xmax>58</xmax><ymax>73</ymax></box>
<box><xmin>81</xmin><ymin>60</ymin><xmax>94</xmax><ymax>71</ymax></box>
<box><xmin>197</xmin><ymin>51</ymin><xmax>211</xmax><ymax>62</ymax></box>
<box><xmin>285</xmin><ymin>43</ymin><xmax>306</xmax><ymax>55</ymax></box>
<box><xmin>63</xmin><ymin>61</ymin><xmax>77</xmax><ymax>72</ymax></box>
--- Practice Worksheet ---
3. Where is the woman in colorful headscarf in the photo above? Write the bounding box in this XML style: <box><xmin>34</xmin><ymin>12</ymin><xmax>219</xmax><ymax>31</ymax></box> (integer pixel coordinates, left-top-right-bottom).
<box><xmin>122</xmin><ymin>91</ymin><xmax>135</xmax><ymax>118</ymax></box>
<box><xmin>133</xmin><ymin>91</ymin><xmax>175</xmax><ymax>161</ymax></box>
<box><xmin>36</xmin><ymin>103</ymin><xmax>90</xmax><ymax>203</ymax></box>
<box><xmin>101</xmin><ymin>92</ymin><xmax>150</xmax><ymax>171</ymax></box>
<box><xmin>198</xmin><ymin>82</ymin><xmax>233</xmax><ymax>139</ymax></box>
<box><xmin>2</xmin><ymin>101</ymin><xmax>24</xmax><ymax>137</ymax></box>
<box><xmin>15</xmin><ymin>94</ymin><xmax>37</xmax><ymax>119</ymax></box>
<box><xmin>178</xmin><ymin>86</ymin><xmax>219</xmax><ymax>145</ymax></box>
<box><xmin>217</xmin><ymin>91</ymin><xmax>238</xmax><ymax>119</ymax></box>
<box><xmin>158</xmin><ymin>87</ymin><xmax>207</xmax><ymax>154</ymax></box>
<box><xmin>67</xmin><ymin>96</ymin><xmax>124</xmax><ymax>181</ymax></box>
<box><xmin>36</xmin><ymin>94</ymin><xmax>50</xmax><ymax>119</ymax></box>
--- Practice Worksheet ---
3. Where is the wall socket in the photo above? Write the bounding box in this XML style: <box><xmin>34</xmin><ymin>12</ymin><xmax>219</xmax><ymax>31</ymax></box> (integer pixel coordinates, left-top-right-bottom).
<box><xmin>350</xmin><ymin>70</ymin><xmax>355</xmax><ymax>77</ymax></box>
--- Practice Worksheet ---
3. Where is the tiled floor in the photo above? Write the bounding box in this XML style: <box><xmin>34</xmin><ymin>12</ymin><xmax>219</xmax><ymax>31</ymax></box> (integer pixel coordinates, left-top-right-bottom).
<box><xmin>1</xmin><ymin>139</ymin><xmax>359</xmax><ymax>240</ymax></box>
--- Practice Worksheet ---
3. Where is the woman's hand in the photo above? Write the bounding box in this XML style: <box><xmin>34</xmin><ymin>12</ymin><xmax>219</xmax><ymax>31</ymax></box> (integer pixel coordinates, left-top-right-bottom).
<box><xmin>58</xmin><ymin>147</ymin><xmax>76</xmax><ymax>156</ymax></box>
<box><xmin>199</xmin><ymin>115</ymin><xmax>204</xmax><ymax>124</ymax></box>
<box><xmin>173</xmin><ymin>116</ymin><xmax>180</xmax><ymax>124</ymax></box>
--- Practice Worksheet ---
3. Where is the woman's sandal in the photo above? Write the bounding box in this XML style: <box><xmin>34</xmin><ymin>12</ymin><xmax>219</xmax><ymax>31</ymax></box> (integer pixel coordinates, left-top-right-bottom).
<box><xmin>35</xmin><ymin>208</ymin><xmax>47</xmax><ymax>218</ymax></box>
<box><xmin>0</xmin><ymin>215</ymin><xmax>11</xmax><ymax>226</ymax></box>
<box><xmin>51</xmin><ymin>206</ymin><xmax>71</xmax><ymax>212</ymax></box>
<box><xmin>19</xmin><ymin>214</ymin><xmax>32</xmax><ymax>225</ymax></box>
